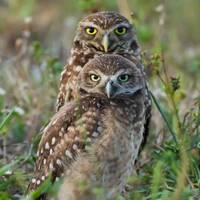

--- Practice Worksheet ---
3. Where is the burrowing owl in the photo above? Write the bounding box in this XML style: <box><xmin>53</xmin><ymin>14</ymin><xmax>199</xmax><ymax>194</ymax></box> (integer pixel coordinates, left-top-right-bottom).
<box><xmin>56</xmin><ymin>11</ymin><xmax>142</xmax><ymax>112</ymax></box>
<box><xmin>28</xmin><ymin>55</ymin><xmax>148</xmax><ymax>199</ymax></box>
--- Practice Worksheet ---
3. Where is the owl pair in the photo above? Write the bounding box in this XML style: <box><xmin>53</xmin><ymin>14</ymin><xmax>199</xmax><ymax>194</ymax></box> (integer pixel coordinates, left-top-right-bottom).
<box><xmin>28</xmin><ymin>12</ymin><xmax>151</xmax><ymax>200</ymax></box>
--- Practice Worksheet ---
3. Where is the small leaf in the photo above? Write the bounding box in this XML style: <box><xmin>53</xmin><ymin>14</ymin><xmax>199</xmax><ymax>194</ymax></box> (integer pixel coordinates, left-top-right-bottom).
<box><xmin>13</xmin><ymin>106</ymin><xmax>25</xmax><ymax>116</ymax></box>
<box><xmin>170</xmin><ymin>76</ymin><xmax>180</xmax><ymax>92</ymax></box>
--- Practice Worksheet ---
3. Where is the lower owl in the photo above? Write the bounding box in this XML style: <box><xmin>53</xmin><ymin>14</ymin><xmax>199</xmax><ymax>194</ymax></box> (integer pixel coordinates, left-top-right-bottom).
<box><xmin>28</xmin><ymin>54</ymin><xmax>148</xmax><ymax>200</ymax></box>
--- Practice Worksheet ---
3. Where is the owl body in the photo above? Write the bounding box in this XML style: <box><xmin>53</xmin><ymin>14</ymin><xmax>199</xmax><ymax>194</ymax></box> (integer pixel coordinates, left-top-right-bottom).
<box><xmin>57</xmin><ymin>96</ymin><xmax>145</xmax><ymax>200</ymax></box>
<box><xmin>28</xmin><ymin>55</ymin><xmax>148</xmax><ymax>199</ymax></box>
<box><xmin>56</xmin><ymin>11</ymin><xmax>141</xmax><ymax>111</ymax></box>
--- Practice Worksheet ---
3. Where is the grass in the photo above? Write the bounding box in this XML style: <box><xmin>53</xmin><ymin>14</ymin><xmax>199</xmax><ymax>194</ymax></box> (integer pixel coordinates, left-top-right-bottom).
<box><xmin>0</xmin><ymin>0</ymin><xmax>200</xmax><ymax>199</ymax></box>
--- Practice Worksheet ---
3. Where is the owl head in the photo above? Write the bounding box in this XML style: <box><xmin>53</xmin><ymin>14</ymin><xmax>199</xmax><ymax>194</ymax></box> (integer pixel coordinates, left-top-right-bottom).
<box><xmin>78</xmin><ymin>54</ymin><xmax>145</xmax><ymax>100</ymax></box>
<box><xmin>74</xmin><ymin>11</ymin><xmax>140</xmax><ymax>55</ymax></box>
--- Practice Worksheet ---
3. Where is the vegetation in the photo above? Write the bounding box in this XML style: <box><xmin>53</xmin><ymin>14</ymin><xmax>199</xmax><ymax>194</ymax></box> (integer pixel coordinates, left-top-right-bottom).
<box><xmin>0</xmin><ymin>0</ymin><xmax>199</xmax><ymax>199</ymax></box>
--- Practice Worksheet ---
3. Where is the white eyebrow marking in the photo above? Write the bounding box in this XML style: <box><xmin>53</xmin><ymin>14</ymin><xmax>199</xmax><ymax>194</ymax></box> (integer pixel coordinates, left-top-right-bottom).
<box><xmin>110</xmin><ymin>22</ymin><xmax>131</xmax><ymax>30</ymax></box>
<box><xmin>80</xmin><ymin>22</ymin><xmax>99</xmax><ymax>28</ymax></box>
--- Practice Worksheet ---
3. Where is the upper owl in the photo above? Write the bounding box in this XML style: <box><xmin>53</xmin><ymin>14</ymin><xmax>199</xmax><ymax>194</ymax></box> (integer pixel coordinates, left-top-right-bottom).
<box><xmin>56</xmin><ymin>11</ymin><xmax>141</xmax><ymax>111</ymax></box>
<box><xmin>74</xmin><ymin>11</ymin><xmax>140</xmax><ymax>55</ymax></box>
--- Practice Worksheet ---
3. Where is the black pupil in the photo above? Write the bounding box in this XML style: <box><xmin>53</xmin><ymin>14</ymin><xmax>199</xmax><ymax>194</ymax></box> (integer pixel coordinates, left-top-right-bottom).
<box><xmin>88</xmin><ymin>27</ymin><xmax>94</xmax><ymax>33</ymax></box>
<box><xmin>118</xmin><ymin>27</ymin><xmax>125</xmax><ymax>33</ymax></box>
<box><xmin>120</xmin><ymin>75</ymin><xmax>127</xmax><ymax>80</ymax></box>
<box><xmin>92</xmin><ymin>75</ymin><xmax>99</xmax><ymax>80</ymax></box>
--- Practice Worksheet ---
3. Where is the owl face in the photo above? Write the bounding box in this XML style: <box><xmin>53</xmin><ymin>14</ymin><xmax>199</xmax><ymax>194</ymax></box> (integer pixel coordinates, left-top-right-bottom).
<box><xmin>78</xmin><ymin>55</ymin><xmax>144</xmax><ymax>99</ymax></box>
<box><xmin>75</xmin><ymin>11</ymin><xmax>139</xmax><ymax>53</ymax></box>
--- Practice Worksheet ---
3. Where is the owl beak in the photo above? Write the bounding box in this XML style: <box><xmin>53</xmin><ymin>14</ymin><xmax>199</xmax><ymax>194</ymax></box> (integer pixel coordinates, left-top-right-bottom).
<box><xmin>106</xmin><ymin>80</ymin><xmax>117</xmax><ymax>98</ymax></box>
<box><xmin>102</xmin><ymin>34</ymin><xmax>109</xmax><ymax>53</ymax></box>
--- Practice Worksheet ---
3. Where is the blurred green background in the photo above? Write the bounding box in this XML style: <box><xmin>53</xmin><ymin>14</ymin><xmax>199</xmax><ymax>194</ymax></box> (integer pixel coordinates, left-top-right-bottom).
<box><xmin>0</xmin><ymin>0</ymin><xmax>200</xmax><ymax>199</ymax></box>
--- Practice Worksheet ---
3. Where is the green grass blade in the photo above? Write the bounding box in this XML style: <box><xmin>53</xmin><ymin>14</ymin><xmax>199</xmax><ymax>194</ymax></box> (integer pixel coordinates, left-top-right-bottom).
<box><xmin>150</xmin><ymin>91</ymin><xmax>178</xmax><ymax>145</ymax></box>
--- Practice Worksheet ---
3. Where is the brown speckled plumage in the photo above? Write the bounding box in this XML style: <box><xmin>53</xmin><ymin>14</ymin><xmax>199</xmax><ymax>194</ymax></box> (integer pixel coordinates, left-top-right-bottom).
<box><xmin>28</xmin><ymin>55</ymin><xmax>149</xmax><ymax>199</ymax></box>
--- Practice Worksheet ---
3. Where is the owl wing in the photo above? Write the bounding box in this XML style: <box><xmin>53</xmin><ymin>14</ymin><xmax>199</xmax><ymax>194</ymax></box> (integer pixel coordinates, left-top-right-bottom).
<box><xmin>27</xmin><ymin>102</ymin><xmax>74</xmax><ymax>192</ymax></box>
<box><xmin>27</xmin><ymin>100</ymin><xmax>99</xmax><ymax>194</ymax></box>
<box><xmin>56</xmin><ymin>64</ymin><xmax>71</xmax><ymax>112</ymax></box>
<box><xmin>143</xmin><ymin>93</ymin><xmax>151</xmax><ymax>147</ymax></box>
<box><xmin>56</xmin><ymin>47</ymin><xmax>94</xmax><ymax>112</ymax></box>
<box><xmin>133</xmin><ymin>59</ymin><xmax>151</xmax><ymax>149</ymax></box>
<box><xmin>56</xmin><ymin>61</ymin><xmax>81</xmax><ymax>112</ymax></box>
<box><xmin>139</xmin><ymin>85</ymin><xmax>151</xmax><ymax>154</ymax></box>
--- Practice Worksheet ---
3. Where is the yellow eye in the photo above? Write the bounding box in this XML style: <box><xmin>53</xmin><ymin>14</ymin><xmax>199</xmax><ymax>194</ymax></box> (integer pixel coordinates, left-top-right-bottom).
<box><xmin>85</xmin><ymin>27</ymin><xmax>97</xmax><ymax>35</ymax></box>
<box><xmin>114</xmin><ymin>26</ymin><xmax>127</xmax><ymax>35</ymax></box>
<box><xmin>90</xmin><ymin>74</ymin><xmax>101</xmax><ymax>82</ymax></box>
<box><xmin>118</xmin><ymin>74</ymin><xmax>130</xmax><ymax>83</ymax></box>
